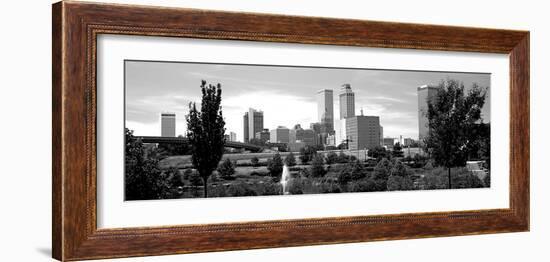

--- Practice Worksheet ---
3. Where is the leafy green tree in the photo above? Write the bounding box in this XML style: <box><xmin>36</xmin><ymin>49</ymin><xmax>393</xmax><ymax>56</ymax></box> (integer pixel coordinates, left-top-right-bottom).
<box><xmin>368</xmin><ymin>146</ymin><xmax>389</xmax><ymax>160</ymax></box>
<box><xmin>267</xmin><ymin>153</ymin><xmax>284</xmax><ymax>177</ymax></box>
<box><xmin>299</xmin><ymin>145</ymin><xmax>317</xmax><ymax>164</ymax></box>
<box><xmin>386</xmin><ymin>160</ymin><xmax>413</xmax><ymax>191</ymax></box>
<box><xmin>371</xmin><ymin>158</ymin><xmax>392</xmax><ymax>191</ymax></box>
<box><xmin>424</xmin><ymin>79</ymin><xmax>487</xmax><ymax>189</ymax></box>
<box><xmin>168</xmin><ymin>167</ymin><xmax>184</xmax><ymax>188</ymax></box>
<box><xmin>186</xmin><ymin>80</ymin><xmax>226</xmax><ymax>198</ymax></box>
<box><xmin>125</xmin><ymin>128</ymin><xmax>167</xmax><ymax>200</ymax></box>
<box><xmin>284</xmin><ymin>152</ymin><xmax>297</xmax><ymax>167</ymax></box>
<box><xmin>310</xmin><ymin>154</ymin><xmax>326</xmax><ymax>177</ymax></box>
<box><xmin>338</xmin><ymin>167</ymin><xmax>352</xmax><ymax>185</ymax></box>
<box><xmin>349</xmin><ymin>179</ymin><xmax>377</xmax><ymax>192</ymax></box>
<box><xmin>157</xmin><ymin>136</ymin><xmax>192</xmax><ymax>157</ymax></box>
<box><xmin>349</xmin><ymin>160</ymin><xmax>366</xmax><ymax>180</ymax></box>
<box><xmin>392</xmin><ymin>143</ymin><xmax>404</xmax><ymax>158</ymax></box>
<box><xmin>217</xmin><ymin>158</ymin><xmax>236</xmax><ymax>179</ymax></box>
<box><xmin>250</xmin><ymin>156</ymin><xmax>259</xmax><ymax>167</ymax></box>
<box><xmin>325</xmin><ymin>152</ymin><xmax>339</xmax><ymax>165</ymax></box>
<box><xmin>337</xmin><ymin>151</ymin><xmax>350</xmax><ymax>163</ymax></box>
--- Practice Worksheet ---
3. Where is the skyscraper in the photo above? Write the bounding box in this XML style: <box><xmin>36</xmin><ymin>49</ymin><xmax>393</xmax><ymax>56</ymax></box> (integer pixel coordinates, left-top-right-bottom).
<box><xmin>224</xmin><ymin>131</ymin><xmax>237</xmax><ymax>142</ymax></box>
<box><xmin>346</xmin><ymin>115</ymin><xmax>380</xmax><ymax>150</ymax></box>
<box><xmin>417</xmin><ymin>85</ymin><xmax>439</xmax><ymax>144</ymax></box>
<box><xmin>243</xmin><ymin>108</ymin><xmax>264</xmax><ymax>142</ymax></box>
<box><xmin>339</xmin><ymin>84</ymin><xmax>355</xmax><ymax>119</ymax></box>
<box><xmin>317</xmin><ymin>89</ymin><xmax>334</xmax><ymax>133</ymax></box>
<box><xmin>160</xmin><ymin>113</ymin><xmax>176</xmax><ymax>137</ymax></box>
<box><xmin>336</xmin><ymin>84</ymin><xmax>355</xmax><ymax>145</ymax></box>
<box><xmin>379</xmin><ymin>125</ymin><xmax>384</xmax><ymax>146</ymax></box>
<box><xmin>270</xmin><ymin>126</ymin><xmax>290</xmax><ymax>143</ymax></box>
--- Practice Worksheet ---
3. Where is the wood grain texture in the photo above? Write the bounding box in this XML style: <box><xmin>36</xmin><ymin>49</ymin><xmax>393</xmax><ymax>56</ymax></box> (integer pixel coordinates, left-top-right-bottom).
<box><xmin>52</xmin><ymin>1</ymin><xmax>530</xmax><ymax>261</ymax></box>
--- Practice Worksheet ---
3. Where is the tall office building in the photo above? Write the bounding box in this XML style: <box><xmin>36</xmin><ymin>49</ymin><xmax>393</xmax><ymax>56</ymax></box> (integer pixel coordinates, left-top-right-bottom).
<box><xmin>270</xmin><ymin>126</ymin><xmax>290</xmax><ymax>143</ymax></box>
<box><xmin>379</xmin><ymin>125</ymin><xmax>384</xmax><ymax>146</ymax></box>
<box><xmin>289</xmin><ymin>124</ymin><xmax>315</xmax><ymax>146</ymax></box>
<box><xmin>335</xmin><ymin>84</ymin><xmax>355</xmax><ymax>146</ymax></box>
<box><xmin>339</xmin><ymin>84</ymin><xmax>355</xmax><ymax>119</ymax></box>
<box><xmin>243</xmin><ymin>108</ymin><xmax>264</xmax><ymax>142</ymax></box>
<box><xmin>224</xmin><ymin>131</ymin><xmax>237</xmax><ymax>142</ymax></box>
<box><xmin>255</xmin><ymin>129</ymin><xmax>271</xmax><ymax>143</ymax></box>
<box><xmin>417</xmin><ymin>85</ymin><xmax>439</xmax><ymax>144</ymax></box>
<box><xmin>317</xmin><ymin>89</ymin><xmax>334</xmax><ymax>133</ymax></box>
<box><xmin>160</xmin><ymin>113</ymin><xmax>176</xmax><ymax>137</ymax></box>
<box><xmin>346</xmin><ymin>115</ymin><xmax>380</xmax><ymax>150</ymax></box>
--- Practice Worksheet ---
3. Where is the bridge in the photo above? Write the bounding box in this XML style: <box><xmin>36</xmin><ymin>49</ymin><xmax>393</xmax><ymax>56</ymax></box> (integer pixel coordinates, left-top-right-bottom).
<box><xmin>136</xmin><ymin>136</ymin><xmax>263</xmax><ymax>152</ymax></box>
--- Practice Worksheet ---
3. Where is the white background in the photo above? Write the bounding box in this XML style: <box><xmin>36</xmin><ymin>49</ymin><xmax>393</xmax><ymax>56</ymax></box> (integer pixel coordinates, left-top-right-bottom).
<box><xmin>0</xmin><ymin>0</ymin><xmax>547</xmax><ymax>261</ymax></box>
<box><xmin>98</xmin><ymin>35</ymin><xmax>509</xmax><ymax>228</ymax></box>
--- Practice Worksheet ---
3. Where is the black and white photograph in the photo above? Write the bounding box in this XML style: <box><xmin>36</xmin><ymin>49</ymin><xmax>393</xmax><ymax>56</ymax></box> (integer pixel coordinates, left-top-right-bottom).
<box><xmin>124</xmin><ymin>60</ymin><xmax>491</xmax><ymax>200</ymax></box>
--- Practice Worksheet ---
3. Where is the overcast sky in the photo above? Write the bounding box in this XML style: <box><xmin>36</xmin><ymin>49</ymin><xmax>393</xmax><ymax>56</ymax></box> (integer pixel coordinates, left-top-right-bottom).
<box><xmin>125</xmin><ymin>60</ymin><xmax>490</xmax><ymax>141</ymax></box>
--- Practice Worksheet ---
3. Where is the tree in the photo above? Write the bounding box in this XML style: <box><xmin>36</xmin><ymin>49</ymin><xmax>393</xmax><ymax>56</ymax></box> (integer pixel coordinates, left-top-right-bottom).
<box><xmin>349</xmin><ymin>160</ymin><xmax>367</xmax><ymax>180</ymax></box>
<box><xmin>217</xmin><ymin>158</ymin><xmax>236</xmax><ymax>179</ymax></box>
<box><xmin>371</xmin><ymin>158</ymin><xmax>392</xmax><ymax>191</ymax></box>
<box><xmin>368</xmin><ymin>146</ymin><xmax>389</xmax><ymax>160</ymax></box>
<box><xmin>267</xmin><ymin>153</ymin><xmax>283</xmax><ymax>177</ymax></box>
<box><xmin>392</xmin><ymin>143</ymin><xmax>404</xmax><ymax>158</ymax></box>
<box><xmin>310</xmin><ymin>154</ymin><xmax>326</xmax><ymax>177</ymax></box>
<box><xmin>186</xmin><ymin>80</ymin><xmax>226</xmax><ymax>198</ymax></box>
<box><xmin>337</xmin><ymin>151</ymin><xmax>350</xmax><ymax>163</ymax></box>
<box><xmin>125</xmin><ymin>128</ymin><xmax>166</xmax><ymax>200</ymax></box>
<box><xmin>386</xmin><ymin>160</ymin><xmax>413</xmax><ymax>191</ymax></box>
<box><xmin>424</xmin><ymin>79</ymin><xmax>487</xmax><ymax>189</ymax></box>
<box><xmin>250</xmin><ymin>156</ymin><xmax>260</xmax><ymax>167</ymax></box>
<box><xmin>299</xmin><ymin>145</ymin><xmax>317</xmax><ymax>164</ymax></box>
<box><xmin>157</xmin><ymin>136</ymin><xmax>192</xmax><ymax>157</ymax></box>
<box><xmin>284</xmin><ymin>152</ymin><xmax>297</xmax><ymax>167</ymax></box>
<box><xmin>325</xmin><ymin>152</ymin><xmax>339</xmax><ymax>165</ymax></box>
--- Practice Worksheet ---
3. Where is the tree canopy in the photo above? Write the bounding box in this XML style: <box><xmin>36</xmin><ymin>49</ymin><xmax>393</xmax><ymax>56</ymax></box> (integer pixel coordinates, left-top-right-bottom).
<box><xmin>424</xmin><ymin>79</ymin><xmax>487</xmax><ymax>189</ymax></box>
<box><xmin>186</xmin><ymin>80</ymin><xmax>226</xmax><ymax>197</ymax></box>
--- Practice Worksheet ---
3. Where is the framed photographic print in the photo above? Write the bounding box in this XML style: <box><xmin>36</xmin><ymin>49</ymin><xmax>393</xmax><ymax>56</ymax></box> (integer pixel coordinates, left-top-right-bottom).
<box><xmin>52</xmin><ymin>1</ymin><xmax>529</xmax><ymax>261</ymax></box>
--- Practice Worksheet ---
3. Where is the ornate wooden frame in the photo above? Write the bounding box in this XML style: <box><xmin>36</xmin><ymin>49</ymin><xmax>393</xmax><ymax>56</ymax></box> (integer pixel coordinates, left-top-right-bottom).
<box><xmin>52</xmin><ymin>1</ymin><xmax>530</xmax><ymax>261</ymax></box>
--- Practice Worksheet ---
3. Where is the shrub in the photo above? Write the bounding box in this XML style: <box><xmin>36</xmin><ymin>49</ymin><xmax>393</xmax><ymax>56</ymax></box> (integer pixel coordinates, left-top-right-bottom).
<box><xmin>387</xmin><ymin>175</ymin><xmax>414</xmax><ymax>191</ymax></box>
<box><xmin>227</xmin><ymin>182</ymin><xmax>258</xmax><ymax>197</ymax></box>
<box><xmin>259</xmin><ymin>182</ymin><xmax>282</xmax><ymax>195</ymax></box>
<box><xmin>299</xmin><ymin>168</ymin><xmax>310</xmax><ymax>178</ymax></box>
<box><xmin>287</xmin><ymin>177</ymin><xmax>304</xmax><ymax>194</ymax></box>
<box><xmin>251</xmin><ymin>157</ymin><xmax>259</xmax><ymax>167</ymax></box>
<box><xmin>451</xmin><ymin>168</ymin><xmax>484</xmax><ymax>189</ymax></box>
<box><xmin>338</xmin><ymin>167</ymin><xmax>352</xmax><ymax>185</ymax></box>
<box><xmin>424</xmin><ymin>159</ymin><xmax>435</xmax><ymax>170</ymax></box>
<box><xmin>208</xmin><ymin>184</ymin><xmax>227</xmax><ymax>197</ymax></box>
<box><xmin>349</xmin><ymin>179</ymin><xmax>377</xmax><ymax>192</ymax></box>
<box><xmin>217</xmin><ymin>158</ymin><xmax>236</xmax><ymax>179</ymax></box>
<box><xmin>421</xmin><ymin>167</ymin><xmax>448</xmax><ymax>190</ymax></box>
<box><xmin>250</xmin><ymin>170</ymin><xmax>268</xmax><ymax>176</ymax></box>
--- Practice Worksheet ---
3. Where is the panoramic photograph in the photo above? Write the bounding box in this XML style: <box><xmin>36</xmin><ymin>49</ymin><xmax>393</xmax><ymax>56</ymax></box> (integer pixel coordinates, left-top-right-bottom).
<box><xmin>124</xmin><ymin>60</ymin><xmax>491</xmax><ymax>200</ymax></box>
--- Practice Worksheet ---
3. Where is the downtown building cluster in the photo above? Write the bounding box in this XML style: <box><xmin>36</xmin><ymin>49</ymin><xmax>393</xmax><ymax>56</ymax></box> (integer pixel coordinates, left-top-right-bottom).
<box><xmin>158</xmin><ymin>84</ymin><xmax>438</xmax><ymax>150</ymax></box>
<box><xmin>241</xmin><ymin>84</ymin><xmax>385</xmax><ymax>151</ymax></box>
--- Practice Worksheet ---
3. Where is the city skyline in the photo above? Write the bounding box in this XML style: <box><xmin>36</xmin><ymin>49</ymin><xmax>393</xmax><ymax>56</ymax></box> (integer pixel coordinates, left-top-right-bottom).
<box><xmin>125</xmin><ymin>60</ymin><xmax>491</xmax><ymax>141</ymax></box>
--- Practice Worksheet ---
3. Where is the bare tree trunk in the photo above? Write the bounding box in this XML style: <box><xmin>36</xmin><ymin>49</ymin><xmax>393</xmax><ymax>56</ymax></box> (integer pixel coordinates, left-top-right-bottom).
<box><xmin>448</xmin><ymin>167</ymin><xmax>452</xmax><ymax>189</ymax></box>
<box><xmin>202</xmin><ymin>177</ymin><xmax>208</xmax><ymax>198</ymax></box>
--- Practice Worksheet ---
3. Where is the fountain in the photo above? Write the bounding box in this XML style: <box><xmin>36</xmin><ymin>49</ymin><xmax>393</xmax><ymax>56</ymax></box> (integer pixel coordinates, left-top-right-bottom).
<box><xmin>280</xmin><ymin>164</ymin><xmax>290</xmax><ymax>195</ymax></box>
